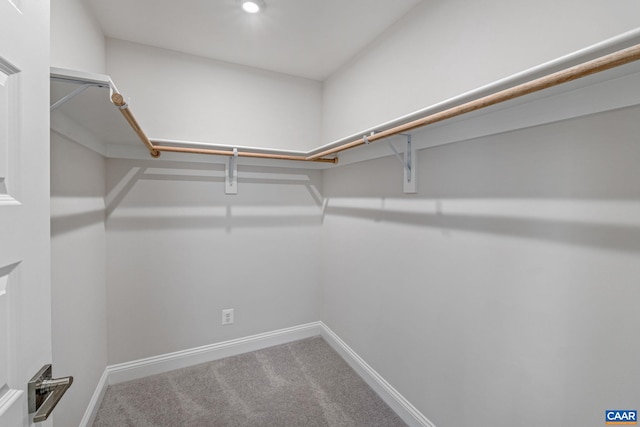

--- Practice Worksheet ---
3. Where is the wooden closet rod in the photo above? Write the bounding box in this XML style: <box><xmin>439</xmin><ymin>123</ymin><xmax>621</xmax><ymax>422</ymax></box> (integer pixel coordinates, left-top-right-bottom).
<box><xmin>111</xmin><ymin>93</ymin><xmax>161</xmax><ymax>158</ymax></box>
<box><xmin>150</xmin><ymin>145</ymin><xmax>338</xmax><ymax>163</ymax></box>
<box><xmin>307</xmin><ymin>43</ymin><xmax>640</xmax><ymax>161</ymax></box>
<box><xmin>111</xmin><ymin>43</ymin><xmax>640</xmax><ymax>164</ymax></box>
<box><xmin>110</xmin><ymin>93</ymin><xmax>336</xmax><ymax>163</ymax></box>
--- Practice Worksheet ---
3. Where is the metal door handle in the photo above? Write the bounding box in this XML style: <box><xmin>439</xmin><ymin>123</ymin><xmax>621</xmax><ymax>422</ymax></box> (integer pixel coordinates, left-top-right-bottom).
<box><xmin>28</xmin><ymin>364</ymin><xmax>73</xmax><ymax>422</ymax></box>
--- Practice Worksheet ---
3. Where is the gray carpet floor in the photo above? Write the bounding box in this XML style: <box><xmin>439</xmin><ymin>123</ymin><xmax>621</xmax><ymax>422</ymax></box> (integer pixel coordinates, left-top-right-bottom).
<box><xmin>93</xmin><ymin>336</ymin><xmax>407</xmax><ymax>426</ymax></box>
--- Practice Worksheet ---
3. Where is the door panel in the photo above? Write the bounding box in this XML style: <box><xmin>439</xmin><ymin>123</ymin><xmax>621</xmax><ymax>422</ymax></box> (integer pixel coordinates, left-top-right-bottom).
<box><xmin>0</xmin><ymin>263</ymin><xmax>21</xmax><ymax>424</ymax></box>
<box><xmin>0</xmin><ymin>0</ymin><xmax>52</xmax><ymax>425</ymax></box>
<box><xmin>0</xmin><ymin>53</ymin><xmax>19</xmax><ymax>204</ymax></box>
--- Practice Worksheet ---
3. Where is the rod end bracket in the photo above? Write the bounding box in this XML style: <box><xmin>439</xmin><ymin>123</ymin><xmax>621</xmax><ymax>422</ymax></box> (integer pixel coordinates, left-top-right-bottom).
<box><xmin>111</xmin><ymin>93</ymin><xmax>126</xmax><ymax>107</ymax></box>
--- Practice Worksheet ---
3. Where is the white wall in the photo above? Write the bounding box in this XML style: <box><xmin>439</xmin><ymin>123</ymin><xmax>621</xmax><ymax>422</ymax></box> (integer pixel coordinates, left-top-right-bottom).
<box><xmin>322</xmin><ymin>0</ymin><xmax>640</xmax><ymax>143</ymax></box>
<box><xmin>51</xmin><ymin>0</ymin><xmax>106</xmax><ymax>73</ymax></box>
<box><xmin>105</xmin><ymin>159</ymin><xmax>323</xmax><ymax>364</ymax></box>
<box><xmin>320</xmin><ymin>4</ymin><xmax>640</xmax><ymax>424</ymax></box>
<box><xmin>50</xmin><ymin>3</ymin><xmax>108</xmax><ymax>426</ymax></box>
<box><xmin>106</xmin><ymin>38</ymin><xmax>323</xmax><ymax>151</ymax></box>
<box><xmin>50</xmin><ymin>132</ymin><xmax>107</xmax><ymax>427</ymax></box>
<box><xmin>321</xmin><ymin>105</ymin><xmax>640</xmax><ymax>427</ymax></box>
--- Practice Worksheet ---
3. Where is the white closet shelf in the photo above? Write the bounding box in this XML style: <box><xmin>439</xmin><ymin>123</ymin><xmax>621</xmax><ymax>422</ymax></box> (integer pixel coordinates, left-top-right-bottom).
<box><xmin>50</xmin><ymin>29</ymin><xmax>640</xmax><ymax>169</ymax></box>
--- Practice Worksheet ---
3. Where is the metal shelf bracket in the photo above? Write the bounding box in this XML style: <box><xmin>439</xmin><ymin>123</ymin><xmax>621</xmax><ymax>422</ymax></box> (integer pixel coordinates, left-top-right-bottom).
<box><xmin>50</xmin><ymin>83</ymin><xmax>106</xmax><ymax>111</ymax></box>
<box><xmin>387</xmin><ymin>134</ymin><xmax>417</xmax><ymax>193</ymax></box>
<box><xmin>225</xmin><ymin>148</ymin><xmax>238</xmax><ymax>194</ymax></box>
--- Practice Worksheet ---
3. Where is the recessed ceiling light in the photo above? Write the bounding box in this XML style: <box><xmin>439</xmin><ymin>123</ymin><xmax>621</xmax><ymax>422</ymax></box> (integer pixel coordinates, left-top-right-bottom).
<box><xmin>241</xmin><ymin>0</ymin><xmax>265</xmax><ymax>14</ymax></box>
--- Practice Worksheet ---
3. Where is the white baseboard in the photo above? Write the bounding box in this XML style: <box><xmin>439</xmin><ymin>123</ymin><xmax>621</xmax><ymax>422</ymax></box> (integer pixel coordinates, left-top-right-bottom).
<box><xmin>79</xmin><ymin>369</ymin><xmax>109</xmax><ymax>427</ymax></box>
<box><xmin>107</xmin><ymin>322</ymin><xmax>322</xmax><ymax>385</ymax></box>
<box><xmin>318</xmin><ymin>322</ymin><xmax>435</xmax><ymax>427</ymax></box>
<box><xmin>80</xmin><ymin>321</ymin><xmax>434</xmax><ymax>427</ymax></box>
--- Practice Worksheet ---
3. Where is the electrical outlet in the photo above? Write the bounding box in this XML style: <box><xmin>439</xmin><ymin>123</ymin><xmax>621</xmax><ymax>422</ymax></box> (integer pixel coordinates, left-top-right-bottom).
<box><xmin>221</xmin><ymin>309</ymin><xmax>234</xmax><ymax>326</ymax></box>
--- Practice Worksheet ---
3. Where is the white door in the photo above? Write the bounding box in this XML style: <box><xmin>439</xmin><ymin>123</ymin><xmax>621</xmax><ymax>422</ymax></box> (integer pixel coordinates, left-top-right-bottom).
<box><xmin>0</xmin><ymin>0</ymin><xmax>53</xmax><ymax>426</ymax></box>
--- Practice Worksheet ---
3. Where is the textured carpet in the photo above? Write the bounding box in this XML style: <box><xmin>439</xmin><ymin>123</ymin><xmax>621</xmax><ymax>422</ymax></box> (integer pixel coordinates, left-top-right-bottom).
<box><xmin>93</xmin><ymin>336</ymin><xmax>407</xmax><ymax>427</ymax></box>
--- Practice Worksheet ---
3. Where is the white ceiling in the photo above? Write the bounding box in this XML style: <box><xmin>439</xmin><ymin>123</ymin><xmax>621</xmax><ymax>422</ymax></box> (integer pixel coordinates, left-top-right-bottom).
<box><xmin>85</xmin><ymin>0</ymin><xmax>423</xmax><ymax>81</ymax></box>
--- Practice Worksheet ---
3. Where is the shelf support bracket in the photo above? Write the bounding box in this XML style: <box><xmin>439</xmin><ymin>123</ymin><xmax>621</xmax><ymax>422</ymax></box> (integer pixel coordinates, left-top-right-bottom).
<box><xmin>50</xmin><ymin>83</ymin><xmax>97</xmax><ymax>111</ymax></box>
<box><xmin>387</xmin><ymin>134</ymin><xmax>416</xmax><ymax>193</ymax></box>
<box><xmin>225</xmin><ymin>148</ymin><xmax>238</xmax><ymax>194</ymax></box>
